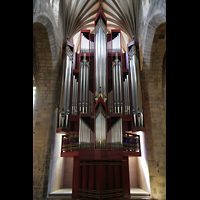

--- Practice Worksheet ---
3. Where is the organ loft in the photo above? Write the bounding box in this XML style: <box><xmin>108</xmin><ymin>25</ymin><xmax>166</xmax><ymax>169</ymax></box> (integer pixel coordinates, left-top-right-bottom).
<box><xmin>57</xmin><ymin>8</ymin><xmax>145</xmax><ymax>199</ymax></box>
<box><xmin>33</xmin><ymin>1</ymin><xmax>166</xmax><ymax>199</ymax></box>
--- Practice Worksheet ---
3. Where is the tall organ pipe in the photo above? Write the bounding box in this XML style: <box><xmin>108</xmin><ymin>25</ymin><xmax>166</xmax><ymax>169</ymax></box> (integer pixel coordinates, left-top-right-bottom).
<box><xmin>79</xmin><ymin>62</ymin><xmax>83</xmax><ymax>113</ymax></box>
<box><xmin>95</xmin><ymin>24</ymin><xmax>107</xmax><ymax>101</ymax></box>
<box><xmin>129</xmin><ymin>44</ymin><xmax>143</xmax><ymax>127</ymax></box>
<box><xmin>58</xmin><ymin>46</ymin><xmax>73</xmax><ymax>127</ymax></box>
<box><xmin>127</xmin><ymin>75</ymin><xmax>130</xmax><ymax>115</ymax></box>
<box><xmin>85</xmin><ymin>63</ymin><xmax>89</xmax><ymax>113</ymax></box>
<box><xmin>115</xmin><ymin>59</ymin><xmax>119</xmax><ymax>113</ymax></box>
<box><xmin>135</xmin><ymin>52</ymin><xmax>143</xmax><ymax>127</ymax></box>
<box><xmin>65</xmin><ymin>59</ymin><xmax>72</xmax><ymax>127</ymax></box>
<box><xmin>59</xmin><ymin>56</ymin><xmax>66</xmax><ymax>127</ymax></box>
<box><xmin>123</xmin><ymin>79</ymin><xmax>127</xmax><ymax>114</ymax></box>
<box><xmin>72</xmin><ymin>75</ymin><xmax>75</xmax><ymax>115</ymax></box>
<box><xmin>95</xmin><ymin>32</ymin><xmax>98</xmax><ymax>99</ymax></box>
<box><xmin>118</xmin><ymin>61</ymin><xmax>123</xmax><ymax>114</ymax></box>
<box><xmin>82</xmin><ymin>61</ymin><xmax>86</xmax><ymax>113</ymax></box>
<box><xmin>129</xmin><ymin>57</ymin><xmax>136</xmax><ymax>127</ymax></box>
<box><xmin>112</xmin><ymin>62</ymin><xmax>116</xmax><ymax>113</ymax></box>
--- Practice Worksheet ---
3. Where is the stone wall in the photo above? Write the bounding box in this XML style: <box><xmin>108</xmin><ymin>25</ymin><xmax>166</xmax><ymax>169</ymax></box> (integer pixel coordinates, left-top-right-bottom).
<box><xmin>33</xmin><ymin>1</ymin><xmax>64</xmax><ymax>197</ymax></box>
<box><xmin>141</xmin><ymin>22</ymin><xmax>166</xmax><ymax>199</ymax></box>
<box><xmin>33</xmin><ymin>21</ymin><xmax>61</xmax><ymax>200</ymax></box>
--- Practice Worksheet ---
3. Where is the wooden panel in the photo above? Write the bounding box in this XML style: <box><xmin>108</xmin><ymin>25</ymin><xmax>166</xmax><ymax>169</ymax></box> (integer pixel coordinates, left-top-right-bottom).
<box><xmin>122</xmin><ymin>157</ymin><xmax>130</xmax><ymax>198</ymax></box>
<box><xmin>78</xmin><ymin>149</ymin><xmax>94</xmax><ymax>160</ymax></box>
<box><xmin>72</xmin><ymin>156</ymin><xmax>80</xmax><ymax>199</ymax></box>
<box><xmin>88</xmin><ymin>165</ymin><xmax>95</xmax><ymax>190</ymax></box>
<box><xmin>82</xmin><ymin>165</ymin><xmax>88</xmax><ymax>189</ymax></box>
<box><xmin>101</xmin><ymin>164</ymin><xmax>107</xmax><ymax>190</ymax></box>
<box><xmin>107</xmin><ymin>149</ymin><xmax>123</xmax><ymax>160</ymax></box>
<box><xmin>107</xmin><ymin>164</ymin><xmax>114</xmax><ymax>190</ymax></box>
<box><xmin>95</xmin><ymin>164</ymin><xmax>101</xmax><ymax>192</ymax></box>
<box><xmin>114</xmin><ymin>164</ymin><xmax>120</xmax><ymax>189</ymax></box>
<box><xmin>61</xmin><ymin>151</ymin><xmax>78</xmax><ymax>157</ymax></box>
<box><xmin>94</xmin><ymin>150</ymin><xmax>107</xmax><ymax>160</ymax></box>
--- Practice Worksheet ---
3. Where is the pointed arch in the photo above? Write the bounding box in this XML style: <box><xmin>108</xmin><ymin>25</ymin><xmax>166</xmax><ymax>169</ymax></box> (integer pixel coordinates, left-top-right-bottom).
<box><xmin>142</xmin><ymin>12</ymin><xmax>166</xmax><ymax>69</ymax></box>
<box><xmin>33</xmin><ymin>14</ymin><xmax>59</xmax><ymax>69</ymax></box>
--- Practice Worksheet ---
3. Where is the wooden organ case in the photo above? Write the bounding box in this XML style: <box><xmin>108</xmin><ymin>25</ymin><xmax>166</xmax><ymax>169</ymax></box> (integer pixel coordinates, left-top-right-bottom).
<box><xmin>57</xmin><ymin>8</ymin><xmax>145</xmax><ymax>200</ymax></box>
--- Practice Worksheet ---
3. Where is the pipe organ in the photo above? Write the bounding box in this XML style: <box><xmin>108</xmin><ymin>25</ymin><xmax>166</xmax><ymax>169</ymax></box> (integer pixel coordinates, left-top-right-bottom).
<box><xmin>128</xmin><ymin>44</ymin><xmax>144</xmax><ymax>127</ymax></box>
<box><xmin>58</xmin><ymin>45</ymin><xmax>73</xmax><ymax>128</ymax></box>
<box><xmin>57</xmin><ymin>8</ymin><xmax>144</xmax><ymax>200</ymax></box>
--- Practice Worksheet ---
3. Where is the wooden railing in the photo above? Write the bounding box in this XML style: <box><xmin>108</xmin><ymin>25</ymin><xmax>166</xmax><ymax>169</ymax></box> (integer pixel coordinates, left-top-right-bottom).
<box><xmin>123</xmin><ymin>132</ymin><xmax>140</xmax><ymax>152</ymax></box>
<box><xmin>61</xmin><ymin>132</ymin><xmax>79</xmax><ymax>152</ymax></box>
<box><xmin>61</xmin><ymin>132</ymin><xmax>141</xmax><ymax>154</ymax></box>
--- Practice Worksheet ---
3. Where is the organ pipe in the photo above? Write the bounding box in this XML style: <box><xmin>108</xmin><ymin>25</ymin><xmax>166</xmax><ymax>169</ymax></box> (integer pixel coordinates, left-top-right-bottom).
<box><xmin>81</xmin><ymin>33</ymin><xmax>89</xmax><ymax>53</ymax></box>
<box><xmin>82</xmin><ymin>58</ymin><xmax>86</xmax><ymax>113</ymax></box>
<box><xmin>58</xmin><ymin>46</ymin><xmax>73</xmax><ymax>127</ymax></box>
<box><xmin>79</xmin><ymin>62</ymin><xmax>83</xmax><ymax>113</ymax></box>
<box><xmin>123</xmin><ymin>75</ymin><xmax>130</xmax><ymax>115</ymax></box>
<box><xmin>112</xmin><ymin>62</ymin><xmax>117</xmax><ymax>113</ymax></box>
<box><xmin>111</xmin><ymin>118</ymin><xmax>122</xmax><ymax>149</ymax></box>
<box><xmin>128</xmin><ymin>44</ymin><xmax>144</xmax><ymax>127</ymax></box>
<box><xmin>79</xmin><ymin>56</ymin><xmax>89</xmax><ymax>113</ymax></box>
<box><xmin>115</xmin><ymin>57</ymin><xmax>119</xmax><ymax>113</ymax></box>
<box><xmin>85</xmin><ymin>62</ymin><xmax>89</xmax><ymax>113</ymax></box>
<box><xmin>118</xmin><ymin>59</ymin><xmax>123</xmax><ymax>114</ymax></box>
<box><xmin>112</xmin><ymin>54</ymin><xmax>123</xmax><ymax>114</ymax></box>
<box><xmin>72</xmin><ymin>76</ymin><xmax>75</xmax><ymax>114</ymax></box>
<box><xmin>94</xmin><ymin>18</ymin><xmax>107</xmax><ymax>102</ymax></box>
<box><xmin>71</xmin><ymin>75</ymin><xmax>78</xmax><ymax>115</ymax></box>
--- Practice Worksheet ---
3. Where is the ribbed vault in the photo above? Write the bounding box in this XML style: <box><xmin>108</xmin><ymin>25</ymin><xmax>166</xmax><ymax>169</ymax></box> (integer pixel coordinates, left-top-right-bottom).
<box><xmin>63</xmin><ymin>0</ymin><xmax>139</xmax><ymax>43</ymax></box>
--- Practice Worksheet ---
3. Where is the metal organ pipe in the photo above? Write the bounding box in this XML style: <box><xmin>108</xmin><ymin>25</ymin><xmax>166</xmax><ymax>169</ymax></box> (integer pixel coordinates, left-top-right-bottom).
<box><xmin>112</xmin><ymin>54</ymin><xmax>123</xmax><ymax>114</ymax></box>
<box><xmin>115</xmin><ymin>58</ymin><xmax>119</xmax><ymax>113</ymax></box>
<box><xmin>127</xmin><ymin>75</ymin><xmax>130</xmax><ymax>115</ymax></box>
<box><xmin>129</xmin><ymin>56</ymin><xmax>136</xmax><ymax>127</ymax></box>
<box><xmin>59</xmin><ymin>56</ymin><xmax>66</xmax><ymax>127</ymax></box>
<box><xmin>85</xmin><ymin>62</ymin><xmax>89</xmax><ymax>113</ymax></box>
<box><xmin>76</xmin><ymin>81</ymin><xmax>78</xmax><ymax>114</ymax></box>
<box><xmin>123</xmin><ymin>78</ymin><xmax>127</xmax><ymax>114</ymax></box>
<box><xmin>65</xmin><ymin>57</ymin><xmax>72</xmax><ymax>127</ymax></box>
<box><xmin>135</xmin><ymin>53</ymin><xmax>143</xmax><ymax>127</ymax></box>
<box><xmin>82</xmin><ymin>60</ymin><xmax>86</xmax><ymax>113</ymax></box>
<box><xmin>99</xmin><ymin>28</ymin><xmax>103</xmax><ymax>97</ymax></box>
<box><xmin>95</xmin><ymin>20</ymin><xmax>107</xmax><ymax>102</ymax></box>
<box><xmin>112</xmin><ymin>62</ymin><xmax>116</xmax><ymax>113</ymax></box>
<box><xmin>79</xmin><ymin>62</ymin><xmax>83</xmax><ymax>113</ymax></box>
<box><xmin>95</xmin><ymin>31</ymin><xmax>98</xmax><ymax>99</ymax></box>
<box><xmin>72</xmin><ymin>75</ymin><xmax>75</xmax><ymax>115</ymax></box>
<box><xmin>58</xmin><ymin>46</ymin><xmax>73</xmax><ymax>127</ymax></box>
<box><xmin>79</xmin><ymin>56</ymin><xmax>89</xmax><ymax>114</ymax></box>
<box><xmin>118</xmin><ymin>60</ymin><xmax>123</xmax><ymax>114</ymax></box>
<box><xmin>128</xmin><ymin>44</ymin><xmax>143</xmax><ymax>127</ymax></box>
<box><xmin>123</xmin><ymin>75</ymin><xmax>130</xmax><ymax>115</ymax></box>
<box><xmin>71</xmin><ymin>76</ymin><xmax>78</xmax><ymax>115</ymax></box>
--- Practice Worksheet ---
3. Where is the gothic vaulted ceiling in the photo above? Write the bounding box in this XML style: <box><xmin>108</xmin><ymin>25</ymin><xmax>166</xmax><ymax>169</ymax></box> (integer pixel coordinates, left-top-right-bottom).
<box><xmin>64</xmin><ymin>0</ymin><xmax>138</xmax><ymax>43</ymax></box>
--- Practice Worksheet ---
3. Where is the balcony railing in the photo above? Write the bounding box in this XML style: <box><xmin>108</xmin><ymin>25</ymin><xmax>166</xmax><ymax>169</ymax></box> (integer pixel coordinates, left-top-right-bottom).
<box><xmin>61</xmin><ymin>132</ymin><xmax>141</xmax><ymax>155</ymax></box>
<box><xmin>61</xmin><ymin>132</ymin><xmax>79</xmax><ymax>153</ymax></box>
<box><xmin>123</xmin><ymin>132</ymin><xmax>140</xmax><ymax>152</ymax></box>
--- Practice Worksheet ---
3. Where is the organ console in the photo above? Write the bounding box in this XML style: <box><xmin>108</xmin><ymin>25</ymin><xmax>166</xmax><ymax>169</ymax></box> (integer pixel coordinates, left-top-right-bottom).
<box><xmin>56</xmin><ymin>8</ymin><xmax>144</xmax><ymax>200</ymax></box>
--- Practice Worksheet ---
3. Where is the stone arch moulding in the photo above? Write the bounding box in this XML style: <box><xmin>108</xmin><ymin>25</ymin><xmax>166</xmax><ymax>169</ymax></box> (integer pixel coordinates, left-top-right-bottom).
<box><xmin>142</xmin><ymin>13</ymin><xmax>166</xmax><ymax>69</ymax></box>
<box><xmin>33</xmin><ymin>14</ymin><xmax>59</xmax><ymax>69</ymax></box>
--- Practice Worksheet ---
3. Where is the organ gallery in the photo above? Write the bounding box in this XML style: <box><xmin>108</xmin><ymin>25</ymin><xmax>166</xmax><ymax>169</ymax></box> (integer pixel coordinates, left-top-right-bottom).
<box><xmin>57</xmin><ymin>8</ymin><xmax>146</xmax><ymax>200</ymax></box>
